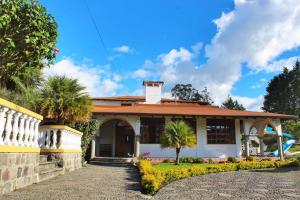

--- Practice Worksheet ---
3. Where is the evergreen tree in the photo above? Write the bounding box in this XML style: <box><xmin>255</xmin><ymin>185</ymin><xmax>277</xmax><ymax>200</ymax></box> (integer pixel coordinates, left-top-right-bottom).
<box><xmin>263</xmin><ymin>60</ymin><xmax>300</xmax><ymax>117</ymax></box>
<box><xmin>171</xmin><ymin>84</ymin><xmax>214</xmax><ymax>104</ymax></box>
<box><xmin>222</xmin><ymin>95</ymin><xmax>245</xmax><ymax>110</ymax></box>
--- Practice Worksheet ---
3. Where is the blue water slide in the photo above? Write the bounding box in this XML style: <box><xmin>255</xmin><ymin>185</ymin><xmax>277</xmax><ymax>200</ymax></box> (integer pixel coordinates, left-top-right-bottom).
<box><xmin>264</xmin><ymin>127</ymin><xmax>294</xmax><ymax>139</ymax></box>
<box><xmin>273</xmin><ymin>139</ymin><xmax>296</xmax><ymax>157</ymax></box>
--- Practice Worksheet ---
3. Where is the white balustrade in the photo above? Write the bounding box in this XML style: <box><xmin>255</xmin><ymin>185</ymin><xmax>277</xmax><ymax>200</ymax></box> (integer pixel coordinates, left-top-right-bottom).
<box><xmin>0</xmin><ymin>98</ymin><xmax>43</xmax><ymax>148</ymax></box>
<box><xmin>39</xmin><ymin>125</ymin><xmax>82</xmax><ymax>151</ymax></box>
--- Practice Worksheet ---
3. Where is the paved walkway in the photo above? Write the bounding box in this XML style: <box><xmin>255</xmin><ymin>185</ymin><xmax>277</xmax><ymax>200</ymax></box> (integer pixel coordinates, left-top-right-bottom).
<box><xmin>154</xmin><ymin>168</ymin><xmax>300</xmax><ymax>200</ymax></box>
<box><xmin>2</xmin><ymin>165</ymin><xmax>300</xmax><ymax>200</ymax></box>
<box><xmin>2</xmin><ymin>164</ymin><xmax>144</xmax><ymax>200</ymax></box>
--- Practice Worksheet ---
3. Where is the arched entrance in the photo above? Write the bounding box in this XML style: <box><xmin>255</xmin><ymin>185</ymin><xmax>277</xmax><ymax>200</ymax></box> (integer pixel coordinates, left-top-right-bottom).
<box><xmin>245</xmin><ymin>119</ymin><xmax>284</xmax><ymax>160</ymax></box>
<box><xmin>96</xmin><ymin>119</ymin><xmax>135</xmax><ymax>157</ymax></box>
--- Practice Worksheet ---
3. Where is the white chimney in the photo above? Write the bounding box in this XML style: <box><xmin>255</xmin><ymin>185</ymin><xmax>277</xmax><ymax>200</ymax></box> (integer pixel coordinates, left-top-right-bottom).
<box><xmin>143</xmin><ymin>81</ymin><xmax>164</xmax><ymax>104</ymax></box>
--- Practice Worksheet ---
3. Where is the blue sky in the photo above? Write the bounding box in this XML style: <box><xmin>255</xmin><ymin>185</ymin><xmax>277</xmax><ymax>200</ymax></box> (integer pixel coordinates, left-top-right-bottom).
<box><xmin>41</xmin><ymin>0</ymin><xmax>300</xmax><ymax>110</ymax></box>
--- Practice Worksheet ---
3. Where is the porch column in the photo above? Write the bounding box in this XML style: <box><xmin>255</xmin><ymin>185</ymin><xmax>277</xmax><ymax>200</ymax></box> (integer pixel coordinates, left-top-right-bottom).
<box><xmin>235</xmin><ymin>119</ymin><xmax>242</xmax><ymax>157</ymax></box>
<box><xmin>90</xmin><ymin>139</ymin><xmax>96</xmax><ymax>160</ymax></box>
<box><xmin>274</xmin><ymin>120</ymin><xmax>284</xmax><ymax>160</ymax></box>
<box><xmin>259</xmin><ymin>138</ymin><xmax>264</xmax><ymax>156</ymax></box>
<box><xmin>277</xmin><ymin>136</ymin><xmax>284</xmax><ymax>160</ymax></box>
<box><xmin>134</xmin><ymin>119</ymin><xmax>141</xmax><ymax>157</ymax></box>
<box><xmin>243</xmin><ymin>119</ymin><xmax>253</xmax><ymax>158</ymax></box>
<box><xmin>135</xmin><ymin>135</ymin><xmax>140</xmax><ymax>157</ymax></box>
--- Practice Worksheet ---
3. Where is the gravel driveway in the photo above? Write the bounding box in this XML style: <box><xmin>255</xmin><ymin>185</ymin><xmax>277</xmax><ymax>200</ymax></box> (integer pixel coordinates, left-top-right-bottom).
<box><xmin>2</xmin><ymin>165</ymin><xmax>300</xmax><ymax>200</ymax></box>
<box><xmin>2</xmin><ymin>164</ymin><xmax>144</xmax><ymax>200</ymax></box>
<box><xmin>154</xmin><ymin>168</ymin><xmax>300</xmax><ymax>200</ymax></box>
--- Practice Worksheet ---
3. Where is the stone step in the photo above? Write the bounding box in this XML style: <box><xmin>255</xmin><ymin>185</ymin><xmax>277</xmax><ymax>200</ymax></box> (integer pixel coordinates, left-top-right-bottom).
<box><xmin>39</xmin><ymin>168</ymin><xmax>64</xmax><ymax>182</ymax></box>
<box><xmin>89</xmin><ymin>160</ymin><xmax>132</xmax><ymax>167</ymax></box>
<box><xmin>39</xmin><ymin>161</ymin><xmax>57</xmax><ymax>171</ymax></box>
<box><xmin>91</xmin><ymin>157</ymin><xmax>133</xmax><ymax>163</ymax></box>
<box><xmin>39</xmin><ymin>155</ymin><xmax>48</xmax><ymax>163</ymax></box>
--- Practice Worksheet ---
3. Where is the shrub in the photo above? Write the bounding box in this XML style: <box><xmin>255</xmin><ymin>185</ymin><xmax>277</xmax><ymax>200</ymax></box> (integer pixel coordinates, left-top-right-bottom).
<box><xmin>227</xmin><ymin>157</ymin><xmax>238</xmax><ymax>163</ymax></box>
<box><xmin>138</xmin><ymin>159</ymin><xmax>299</xmax><ymax>195</ymax></box>
<box><xmin>179</xmin><ymin>157</ymin><xmax>205</xmax><ymax>163</ymax></box>
<box><xmin>208</xmin><ymin>158</ymin><xmax>214</xmax><ymax>164</ymax></box>
<box><xmin>162</xmin><ymin>158</ymin><xmax>172</xmax><ymax>163</ymax></box>
<box><xmin>246</xmin><ymin>156</ymin><xmax>256</xmax><ymax>162</ymax></box>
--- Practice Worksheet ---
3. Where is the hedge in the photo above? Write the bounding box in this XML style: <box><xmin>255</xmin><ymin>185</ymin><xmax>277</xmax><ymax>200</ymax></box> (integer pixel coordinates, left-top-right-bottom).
<box><xmin>138</xmin><ymin>158</ymin><xmax>300</xmax><ymax>195</ymax></box>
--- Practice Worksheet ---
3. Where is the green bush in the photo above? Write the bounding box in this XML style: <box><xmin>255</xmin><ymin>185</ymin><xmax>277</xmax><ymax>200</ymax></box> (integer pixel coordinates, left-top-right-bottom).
<box><xmin>246</xmin><ymin>156</ymin><xmax>256</xmax><ymax>162</ymax></box>
<box><xmin>138</xmin><ymin>159</ymin><xmax>299</xmax><ymax>195</ymax></box>
<box><xmin>162</xmin><ymin>158</ymin><xmax>172</xmax><ymax>163</ymax></box>
<box><xmin>227</xmin><ymin>157</ymin><xmax>238</xmax><ymax>163</ymax></box>
<box><xmin>179</xmin><ymin>157</ymin><xmax>205</xmax><ymax>163</ymax></box>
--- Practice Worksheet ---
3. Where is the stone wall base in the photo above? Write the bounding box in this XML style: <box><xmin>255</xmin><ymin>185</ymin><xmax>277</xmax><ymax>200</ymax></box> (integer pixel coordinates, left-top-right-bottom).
<box><xmin>0</xmin><ymin>152</ymin><xmax>39</xmax><ymax>195</ymax></box>
<box><xmin>41</xmin><ymin>152</ymin><xmax>82</xmax><ymax>172</ymax></box>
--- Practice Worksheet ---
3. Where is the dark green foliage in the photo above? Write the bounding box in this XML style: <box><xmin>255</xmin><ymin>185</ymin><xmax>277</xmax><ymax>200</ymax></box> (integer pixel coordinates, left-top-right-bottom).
<box><xmin>227</xmin><ymin>157</ymin><xmax>238</xmax><ymax>163</ymax></box>
<box><xmin>40</xmin><ymin>76</ymin><xmax>92</xmax><ymax>124</ymax></box>
<box><xmin>222</xmin><ymin>95</ymin><xmax>245</xmax><ymax>110</ymax></box>
<box><xmin>282</xmin><ymin>120</ymin><xmax>300</xmax><ymax>141</ymax></box>
<box><xmin>263</xmin><ymin>60</ymin><xmax>300</xmax><ymax>117</ymax></box>
<box><xmin>179</xmin><ymin>157</ymin><xmax>205</xmax><ymax>163</ymax></box>
<box><xmin>74</xmin><ymin>119</ymin><xmax>100</xmax><ymax>163</ymax></box>
<box><xmin>0</xmin><ymin>0</ymin><xmax>58</xmax><ymax>90</ymax></box>
<box><xmin>171</xmin><ymin>84</ymin><xmax>214</xmax><ymax>104</ymax></box>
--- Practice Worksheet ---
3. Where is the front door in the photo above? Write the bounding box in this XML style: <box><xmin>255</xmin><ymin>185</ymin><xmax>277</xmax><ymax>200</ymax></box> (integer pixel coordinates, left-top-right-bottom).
<box><xmin>115</xmin><ymin>122</ymin><xmax>134</xmax><ymax>157</ymax></box>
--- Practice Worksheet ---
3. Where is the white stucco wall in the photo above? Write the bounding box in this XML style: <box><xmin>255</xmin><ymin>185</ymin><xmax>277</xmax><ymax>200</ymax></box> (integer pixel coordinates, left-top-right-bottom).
<box><xmin>140</xmin><ymin>118</ymin><xmax>242</xmax><ymax>158</ymax></box>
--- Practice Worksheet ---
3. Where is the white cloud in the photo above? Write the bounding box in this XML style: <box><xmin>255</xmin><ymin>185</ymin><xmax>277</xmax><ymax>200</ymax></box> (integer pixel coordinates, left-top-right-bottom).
<box><xmin>158</xmin><ymin>48</ymin><xmax>193</xmax><ymax>66</ymax></box>
<box><xmin>233</xmin><ymin>96</ymin><xmax>264</xmax><ymax>111</ymax></box>
<box><xmin>191</xmin><ymin>42</ymin><xmax>203</xmax><ymax>55</ymax></box>
<box><xmin>133</xmin><ymin>69</ymin><xmax>151</xmax><ymax>78</ymax></box>
<box><xmin>145</xmin><ymin>0</ymin><xmax>300</xmax><ymax>108</ymax></box>
<box><xmin>261</xmin><ymin>56</ymin><xmax>299</xmax><ymax>72</ymax></box>
<box><xmin>43</xmin><ymin>58</ymin><xmax>122</xmax><ymax>97</ymax></box>
<box><xmin>113</xmin><ymin>45</ymin><xmax>133</xmax><ymax>53</ymax></box>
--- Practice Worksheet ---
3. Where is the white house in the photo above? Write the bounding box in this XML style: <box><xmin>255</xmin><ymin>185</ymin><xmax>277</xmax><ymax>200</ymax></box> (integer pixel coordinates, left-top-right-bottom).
<box><xmin>91</xmin><ymin>81</ymin><xmax>296</xmax><ymax>160</ymax></box>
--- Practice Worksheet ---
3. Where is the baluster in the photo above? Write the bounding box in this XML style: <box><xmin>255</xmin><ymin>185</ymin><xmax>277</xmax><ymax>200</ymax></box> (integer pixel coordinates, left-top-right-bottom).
<box><xmin>11</xmin><ymin>112</ymin><xmax>22</xmax><ymax>145</ymax></box>
<box><xmin>34</xmin><ymin>120</ymin><xmax>41</xmax><ymax>147</ymax></box>
<box><xmin>46</xmin><ymin>129</ymin><xmax>51</xmax><ymax>148</ymax></box>
<box><xmin>29</xmin><ymin>118</ymin><xmax>36</xmax><ymax>147</ymax></box>
<box><xmin>24</xmin><ymin>116</ymin><xmax>32</xmax><ymax>147</ymax></box>
<box><xmin>0</xmin><ymin>107</ymin><xmax>9</xmax><ymax>145</ymax></box>
<box><xmin>18</xmin><ymin>115</ymin><xmax>27</xmax><ymax>146</ymax></box>
<box><xmin>52</xmin><ymin>129</ymin><xmax>57</xmax><ymax>149</ymax></box>
<box><xmin>39</xmin><ymin>128</ymin><xmax>46</xmax><ymax>148</ymax></box>
<box><xmin>60</xmin><ymin>130</ymin><xmax>65</xmax><ymax>149</ymax></box>
<box><xmin>4</xmin><ymin>110</ymin><xmax>16</xmax><ymax>145</ymax></box>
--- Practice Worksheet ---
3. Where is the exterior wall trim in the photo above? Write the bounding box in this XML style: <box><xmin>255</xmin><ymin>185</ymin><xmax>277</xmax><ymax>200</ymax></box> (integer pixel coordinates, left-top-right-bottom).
<box><xmin>0</xmin><ymin>145</ymin><xmax>40</xmax><ymax>153</ymax></box>
<box><xmin>40</xmin><ymin>148</ymin><xmax>82</xmax><ymax>153</ymax></box>
<box><xmin>0</xmin><ymin>98</ymin><xmax>43</xmax><ymax>120</ymax></box>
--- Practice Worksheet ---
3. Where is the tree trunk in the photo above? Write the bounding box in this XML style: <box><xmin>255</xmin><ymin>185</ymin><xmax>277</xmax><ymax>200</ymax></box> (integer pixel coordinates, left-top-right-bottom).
<box><xmin>175</xmin><ymin>147</ymin><xmax>181</xmax><ymax>165</ymax></box>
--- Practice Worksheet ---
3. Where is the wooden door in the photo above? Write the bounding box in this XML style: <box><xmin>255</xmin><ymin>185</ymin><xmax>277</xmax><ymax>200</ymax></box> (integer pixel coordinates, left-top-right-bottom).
<box><xmin>115</xmin><ymin>123</ymin><xmax>134</xmax><ymax>157</ymax></box>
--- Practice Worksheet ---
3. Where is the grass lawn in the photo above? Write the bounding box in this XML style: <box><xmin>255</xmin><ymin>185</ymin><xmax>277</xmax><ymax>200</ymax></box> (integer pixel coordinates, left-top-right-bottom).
<box><xmin>289</xmin><ymin>144</ymin><xmax>300</xmax><ymax>152</ymax></box>
<box><xmin>153</xmin><ymin>163</ymin><xmax>211</xmax><ymax>171</ymax></box>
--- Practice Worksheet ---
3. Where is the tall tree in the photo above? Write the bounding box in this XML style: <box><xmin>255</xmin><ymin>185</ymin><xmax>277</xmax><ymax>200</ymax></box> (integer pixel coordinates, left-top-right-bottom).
<box><xmin>160</xmin><ymin>121</ymin><xmax>196</xmax><ymax>165</ymax></box>
<box><xmin>171</xmin><ymin>84</ymin><xmax>214</xmax><ymax>104</ymax></box>
<box><xmin>0</xmin><ymin>0</ymin><xmax>58</xmax><ymax>90</ymax></box>
<box><xmin>222</xmin><ymin>95</ymin><xmax>245</xmax><ymax>110</ymax></box>
<box><xmin>40</xmin><ymin>76</ymin><xmax>92</xmax><ymax>125</ymax></box>
<box><xmin>263</xmin><ymin>60</ymin><xmax>300</xmax><ymax>117</ymax></box>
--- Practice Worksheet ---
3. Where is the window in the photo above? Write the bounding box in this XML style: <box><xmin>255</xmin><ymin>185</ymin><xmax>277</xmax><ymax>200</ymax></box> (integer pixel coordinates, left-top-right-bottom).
<box><xmin>172</xmin><ymin>118</ymin><xmax>197</xmax><ymax>135</ymax></box>
<box><xmin>140</xmin><ymin>118</ymin><xmax>165</xmax><ymax>144</ymax></box>
<box><xmin>207</xmin><ymin>119</ymin><xmax>235</xmax><ymax>144</ymax></box>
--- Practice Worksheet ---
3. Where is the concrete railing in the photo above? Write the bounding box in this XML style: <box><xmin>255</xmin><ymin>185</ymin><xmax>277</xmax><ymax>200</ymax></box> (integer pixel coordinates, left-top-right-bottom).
<box><xmin>0</xmin><ymin>98</ymin><xmax>43</xmax><ymax>149</ymax></box>
<box><xmin>39</xmin><ymin>125</ymin><xmax>82</xmax><ymax>152</ymax></box>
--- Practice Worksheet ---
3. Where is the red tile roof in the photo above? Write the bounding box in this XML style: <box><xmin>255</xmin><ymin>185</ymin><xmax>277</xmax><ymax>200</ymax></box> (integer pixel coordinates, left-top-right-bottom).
<box><xmin>92</xmin><ymin>103</ymin><xmax>297</xmax><ymax>119</ymax></box>
<box><xmin>92</xmin><ymin>96</ymin><xmax>208</xmax><ymax>104</ymax></box>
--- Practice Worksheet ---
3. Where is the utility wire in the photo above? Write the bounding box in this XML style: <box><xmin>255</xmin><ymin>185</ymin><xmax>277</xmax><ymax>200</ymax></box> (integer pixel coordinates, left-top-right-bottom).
<box><xmin>82</xmin><ymin>0</ymin><xmax>113</xmax><ymax>62</ymax></box>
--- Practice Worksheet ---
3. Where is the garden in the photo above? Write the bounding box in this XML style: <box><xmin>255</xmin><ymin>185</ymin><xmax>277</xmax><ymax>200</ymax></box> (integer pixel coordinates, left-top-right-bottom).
<box><xmin>138</xmin><ymin>157</ymin><xmax>300</xmax><ymax>195</ymax></box>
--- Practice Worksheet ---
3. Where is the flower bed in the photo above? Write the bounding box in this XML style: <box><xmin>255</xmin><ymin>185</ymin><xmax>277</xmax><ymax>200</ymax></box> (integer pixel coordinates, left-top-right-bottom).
<box><xmin>138</xmin><ymin>158</ymin><xmax>300</xmax><ymax>195</ymax></box>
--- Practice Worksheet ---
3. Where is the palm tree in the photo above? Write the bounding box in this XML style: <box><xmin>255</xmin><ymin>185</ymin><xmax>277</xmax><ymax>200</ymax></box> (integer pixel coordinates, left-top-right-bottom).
<box><xmin>160</xmin><ymin>121</ymin><xmax>196</xmax><ymax>165</ymax></box>
<box><xmin>40</xmin><ymin>76</ymin><xmax>92</xmax><ymax>124</ymax></box>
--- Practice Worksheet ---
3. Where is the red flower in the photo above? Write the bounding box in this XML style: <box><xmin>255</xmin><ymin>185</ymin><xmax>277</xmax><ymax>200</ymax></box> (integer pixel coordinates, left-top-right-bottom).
<box><xmin>54</xmin><ymin>48</ymin><xmax>60</xmax><ymax>54</ymax></box>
